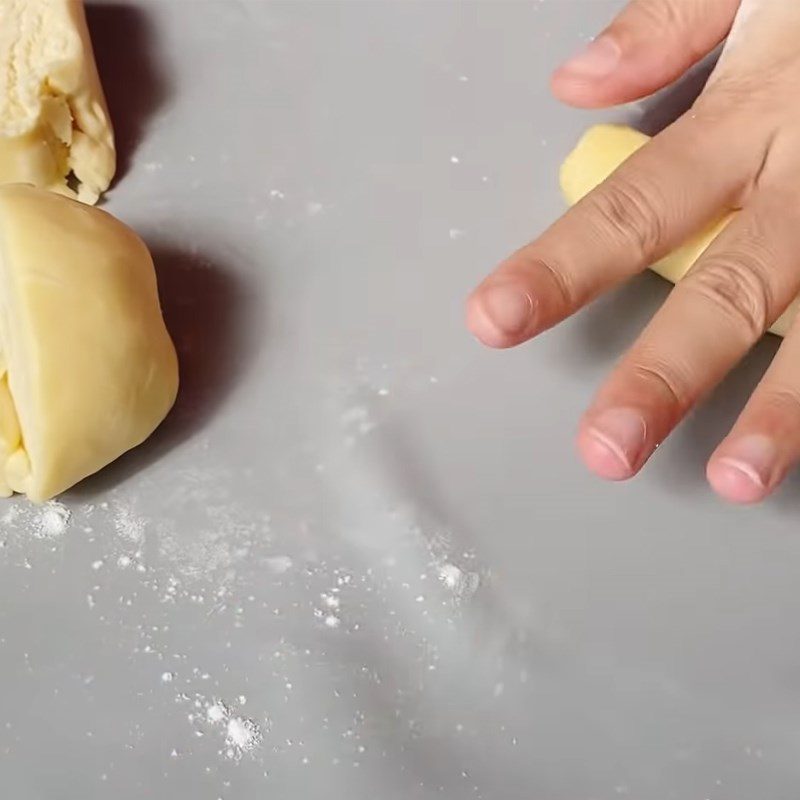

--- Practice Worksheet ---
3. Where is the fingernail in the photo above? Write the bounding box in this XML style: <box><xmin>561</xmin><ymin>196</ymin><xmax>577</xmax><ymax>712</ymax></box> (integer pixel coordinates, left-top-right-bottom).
<box><xmin>585</xmin><ymin>408</ymin><xmax>647</xmax><ymax>478</ymax></box>
<box><xmin>710</xmin><ymin>435</ymin><xmax>778</xmax><ymax>503</ymax></box>
<box><xmin>560</xmin><ymin>35</ymin><xmax>621</xmax><ymax>78</ymax></box>
<box><xmin>480</xmin><ymin>284</ymin><xmax>534</xmax><ymax>337</ymax></box>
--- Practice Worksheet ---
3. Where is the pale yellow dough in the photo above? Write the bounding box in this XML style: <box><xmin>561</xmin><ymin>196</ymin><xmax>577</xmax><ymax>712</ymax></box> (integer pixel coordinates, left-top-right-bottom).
<box><xmin>0</xmin><ymin>0</ymin><xmax>115</xmax><ymax>204</ymax></box>
<box><xmin>0</xmin><ymin>185</ymin><xmax>178</xmax><ymax>502</ymax></box>
<box><xmin>560</xmin><ymin>124</ymin><xmax>798</xmax><ymax>338</ymax></box>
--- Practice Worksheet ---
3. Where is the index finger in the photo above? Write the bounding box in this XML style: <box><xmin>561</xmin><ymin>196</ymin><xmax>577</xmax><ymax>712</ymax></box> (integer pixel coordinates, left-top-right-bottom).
<box><xmin>466</xmin><ymin>119</ymin><xmax>755</xmax><ymax>349</ymax></box>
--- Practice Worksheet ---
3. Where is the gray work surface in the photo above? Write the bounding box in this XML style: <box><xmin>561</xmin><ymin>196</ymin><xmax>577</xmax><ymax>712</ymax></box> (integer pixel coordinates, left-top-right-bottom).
<box><xmin>2</xmin><ymin>2</ymin><xmax>798</xmax><ymax>799</ymax></box>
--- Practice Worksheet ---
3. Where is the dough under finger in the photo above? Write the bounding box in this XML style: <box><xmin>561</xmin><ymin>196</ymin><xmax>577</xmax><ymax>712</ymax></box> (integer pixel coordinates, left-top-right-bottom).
<box><xmin>559</xmin><ymin>124</ymin><xmax>798</xmax><ymax>338</ymax></box>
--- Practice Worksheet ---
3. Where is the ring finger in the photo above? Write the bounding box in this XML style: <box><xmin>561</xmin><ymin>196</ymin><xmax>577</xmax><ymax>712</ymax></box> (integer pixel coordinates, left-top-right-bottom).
<box><xmin>577</xmin><ymin>190</ymin><xmax>800</xmax><ymax>481</ymax></box>
<box><xmin>708</xmin><ymin>314</ymin><xmax>800</xmax><ymax>504</ymax></box>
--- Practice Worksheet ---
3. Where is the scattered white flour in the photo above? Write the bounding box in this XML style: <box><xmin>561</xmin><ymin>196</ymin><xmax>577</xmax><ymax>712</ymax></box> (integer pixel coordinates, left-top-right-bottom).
<box><xmin>450</xmin><ymin>155</ymin><xmax>460</xmax><ymax>164</ymax></box>
<box><xmin>431</xmin><ymin>540</ymin><xmax>480</xmax><ymax>603</ymax></box>
<box><xmin>225</xmin><ymin>716</ymin><xmax>262</xmax><ymax>756</ymax></box>
<box><xmin>306</xmin><ymin>201</ymin><xmax>324</xmax><ymax>216</ymax></box>
<box><xmin>266</xmin><ymin>556</ymin><xmax>293</xmax><ymax>574</ymax></box>
<box><xmin>1</xmin><ymin>505</ymin><xmax>20</xmax><ymax>525</ymax></box>
<box><xmin>114</xmin><ymin>505</ymin><xmax>145</xmax><ymax>543</ymax></box>
<box><xmin>0</xmin><ymin>401</ymin><xmax>489</xmax><ymax>778</ymax></box>
<box><xmin>156</xmin><ymin>500</ymin><xmax>261</xmax><ymax>587</ymax></box>
<box><xmin>314</xmin><ymin>603</ymin><xmax>342</xmax><ymax>628</ymax></box>
<box><xmin>207</xmin><ymin>702</ymin><xmax>229</xmax><ymax>723</ymax></box>
<box><xmin>438</xmin><ymin>563</ymin><xmax>462</xmax><ymax>589</ymax></box>
<box><xmin>35</xmin><ymin>502</ymin><xmax>71</xmax><ymax>539</ymax></box>
<box><xmin>321</xmin><ymin>593</ymin><xmax>340</xmax><ymax>609</ymax></box>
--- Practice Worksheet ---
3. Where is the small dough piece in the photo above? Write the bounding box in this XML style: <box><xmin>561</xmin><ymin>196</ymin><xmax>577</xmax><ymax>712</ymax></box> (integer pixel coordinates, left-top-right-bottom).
<box><xmin>0</xmin><ymin>0</ymin><xmax>115</xmax><ymax>204</ymax></box>
<box><xmin>560</xmin><ymin>124</ymin><xmax>798</xmax><ymax>338</ymax></box>
<box><xmin>0</xmin><ymin>184</ymin><xmax>178</xmax><ymax>501</ymax></box>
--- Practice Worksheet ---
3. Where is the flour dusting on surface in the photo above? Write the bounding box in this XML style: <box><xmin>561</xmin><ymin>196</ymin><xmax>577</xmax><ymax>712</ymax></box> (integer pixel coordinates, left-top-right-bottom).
<box><xmin>438</xmin><ymin>562</ymin><xmax>480</xmax><ymax>603</ymax></box>
<box><xmin>207</xmin><ymin>701</ymin><xmax>229</xmax><ymax>723</ymax></box>
<box><xmin>113</xmin><ymin>504</ymin><xmax>146</xmax><ymax>543</ymax></box>
<box><xmin>265</xmin><ymin>555</ymin><xmax>293</xmax><ymax>574</ymax></box>
<box><xmin>225</xmin><ymin>716</ymin><xmax>263</xmax><ymax>758</ymax></box>
<box><xmin>35</xmin><ymin>502</ymin><xmax>71</xmax><ymax>539</ymax></box>
<box><xmin>2</xmin><ymin>505</ymin><xmax>20</xmax><ymax>525</ymax></box>
<box><xmin>0</xmin><ymin>357</ymin><xmax>491</xmax><ymax>788</ymax></box>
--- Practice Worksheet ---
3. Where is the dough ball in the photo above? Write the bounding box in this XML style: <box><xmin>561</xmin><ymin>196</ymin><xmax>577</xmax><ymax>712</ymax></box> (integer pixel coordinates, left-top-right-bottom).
<box><xmin>0</xmin><ymin>0</ymin><xmax>115</xmax><ymax>204</ymax></box>
<box><xmin>0</xmin><ymin>184</ymin><xmax>177</xmax><ymax>501</ymax></box>
<box><xmin>560</xmin><ymin>124</ymin><xmax>797</xmax><ymax>338</ymax></box>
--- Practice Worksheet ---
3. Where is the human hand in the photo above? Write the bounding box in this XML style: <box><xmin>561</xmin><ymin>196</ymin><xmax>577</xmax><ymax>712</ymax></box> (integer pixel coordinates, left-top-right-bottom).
<box><xmin>467</xmin><ymin>0</ymin><xmax>800</xmax><ymax>504</ymax></box>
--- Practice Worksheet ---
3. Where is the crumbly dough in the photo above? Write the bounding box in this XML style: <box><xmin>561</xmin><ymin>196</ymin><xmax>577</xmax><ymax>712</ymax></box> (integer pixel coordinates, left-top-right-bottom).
<box><xmin>0</xmin><ymin>0</ymin><xmax>115</xmax><ymax>204</ymax></box>
<box><xmin>0</xmin><ymin>185</ymin><xmax>178</xmax><ymax>501</ymax></box>
<box><xmin>560</xmin><ymin>124</ymin><xmax>798</xmax><ymax>338</ymax></box>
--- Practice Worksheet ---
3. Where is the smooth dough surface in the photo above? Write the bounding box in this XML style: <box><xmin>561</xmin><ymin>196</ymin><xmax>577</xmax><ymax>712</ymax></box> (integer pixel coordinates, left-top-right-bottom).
<box><xmin>0</xmin><ymin>0</ymin><xmax>115</xmax><ymax>204</ymax></box>
<box><xmin>560</xmin><ymin>124</ymin><xmax>798</xmax><ymax>338</ymax></box>
<box><xmin>0</xmin><ymin>184</ymin><xmax>178</xmax><ymax>502</ymax></box>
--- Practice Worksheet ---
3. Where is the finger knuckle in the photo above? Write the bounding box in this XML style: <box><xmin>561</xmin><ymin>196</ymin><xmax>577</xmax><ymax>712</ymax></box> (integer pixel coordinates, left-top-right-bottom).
<box><xmin>585</xmin><ymin>175</ymin><xmax>664</xmax><ymax>258</ymax></box>
<box><xmin>631</xmin><ymin>0</ymin><xmax>681</xmax><ymax>28</ymax></box>
<box><xmin>695</xmin><ymin>82</ymin><xmax>747</xmax><ymax>122</ymax></box>
<box><xmin>676</xmin><ymin>102</ymin><xmax>771</xmax><ymax>203</ymax></box>
<box><xmin>629</xmin><ymin>355</ymin><xmax>692</xmax><ymax>412</ymax></box>
<box><xmin>630</xmin><ymin>0</ymin><xmax>705</xmax><ymax>49</ymax></box>
<box><xmin>628</xmin><ymin>0</ymin><xmax>707</xmax><ymax>61</ymax></box>
<box><xmin>537</xmin><ymin>257</ymin><xmax>576</xmax><ymax>310</ymax></box>
<box><xmin>515</xmin><ymin>251</ymin><xmax>576</xmax><ymax>311</ymax></box>
<box><xmin>699</xmin><ymin>65</ymin><xmax>790</xmax><ymax>125</ymax></box>
<box><xmin>683</xmin><ymin>252</ymin><xmax>773</xmax><ymax>339</ymax></box>
<box><xmin>761</xmin><ymin>386</ymin><xmax>800</xmax><ymax>418</ymax></box>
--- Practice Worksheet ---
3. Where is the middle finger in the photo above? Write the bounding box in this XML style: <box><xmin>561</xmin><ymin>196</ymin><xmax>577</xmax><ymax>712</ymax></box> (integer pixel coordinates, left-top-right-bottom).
<box><xmin>467</xmin><ymin>118</ymin><xmax>751</xmax><ymax>349</ymax></box>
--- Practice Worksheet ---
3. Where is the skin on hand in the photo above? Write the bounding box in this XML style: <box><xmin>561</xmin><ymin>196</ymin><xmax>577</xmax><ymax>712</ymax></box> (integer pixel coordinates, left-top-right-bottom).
<box><xmin>467</xmin><ymin>0</ymin><xmax>800</xmax><ymax>504</ymax></box>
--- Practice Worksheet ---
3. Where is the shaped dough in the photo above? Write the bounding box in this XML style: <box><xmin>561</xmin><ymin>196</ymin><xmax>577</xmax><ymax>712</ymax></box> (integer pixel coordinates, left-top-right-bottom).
<box><xmin>560</xmin><ymin>124</ymin><xmax>798</xmax><ymax>338</ymax></box>
<box><xmin>0</xmin><ymin>184</ymin><xmax>178</xmax><ymax>501</ymax></box>
<box><xmin>0</xmin><ymin>0</ymin><xmax>115</xmax><ymax>204</ymax></box>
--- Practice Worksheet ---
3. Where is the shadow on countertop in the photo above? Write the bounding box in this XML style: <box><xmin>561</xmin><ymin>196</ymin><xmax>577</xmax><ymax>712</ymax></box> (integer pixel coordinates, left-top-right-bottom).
<box><xmin>86</xmin><ymin>1</ymin><xmax>171</xmax><ymax>183</ymax></box>
<box><xmin>68</xmin><ymin>243</ymin><xmax>264</xmax><ymax>499</ymax></box>
<box><xmin>72</xmin><ymin>7</ymin><xmax>264</xmax><ymax>499</ymax></box>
